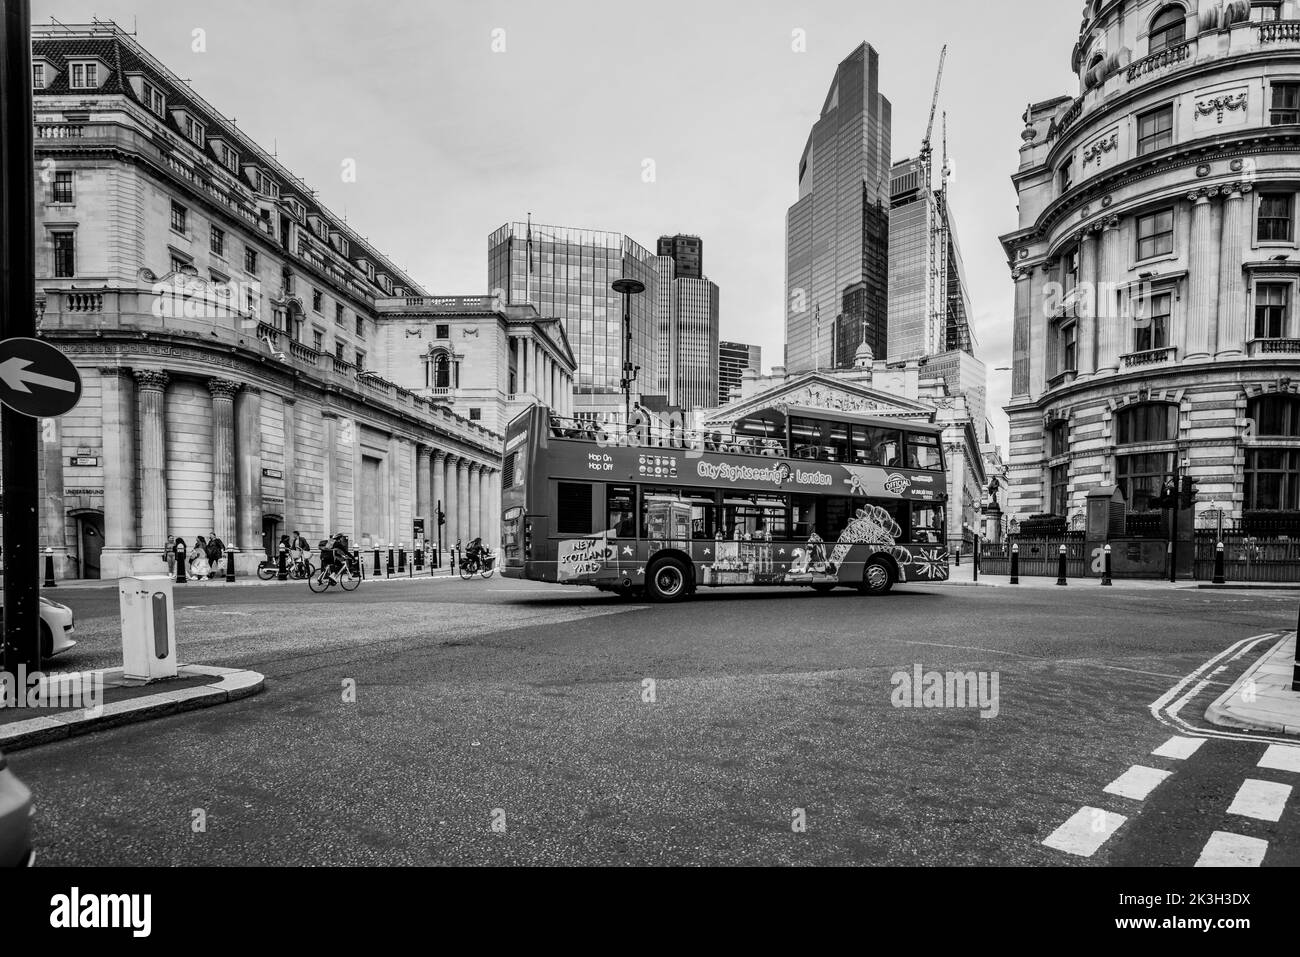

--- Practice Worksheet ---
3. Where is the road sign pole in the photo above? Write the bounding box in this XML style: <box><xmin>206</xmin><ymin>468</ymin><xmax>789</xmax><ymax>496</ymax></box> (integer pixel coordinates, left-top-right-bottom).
<box><xmin>0</xmin><ymin>0</ymin><xmax>42</xmax><ymax>675</ymax></box>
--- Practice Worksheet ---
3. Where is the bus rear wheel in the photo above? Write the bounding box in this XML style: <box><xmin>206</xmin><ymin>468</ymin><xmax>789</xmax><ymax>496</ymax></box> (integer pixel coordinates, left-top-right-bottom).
<box><xmin>646</xmin><ymin>558</ymin><xmax>690</xmax><ymax>603</ymax></box>
<box><xmin>858</xmin><ymin>558</ymin><xmax>894</xmax><ymax>596</ymax></box>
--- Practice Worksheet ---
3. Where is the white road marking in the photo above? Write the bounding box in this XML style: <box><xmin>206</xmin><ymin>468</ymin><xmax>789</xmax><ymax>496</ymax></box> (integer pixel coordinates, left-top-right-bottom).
<box><xmin>1195</xmin><ymin>831</ymin><xmax>1268</xmax><ymax>868</ymax></box>
<box><xmin>1227</xmin><ymin>779</ymin><xmax>1293</xmax><ymax>822</ymax></box>
<box><xmin>1152</xmin><ymin>736</ymin><xmax>1206</xmax><ymax>760</ymax></box>
<box><xmin>1043</xmin><ymin>807</ymin><xmax>1127</xmax><ymax>857</ymax></box>
<box><xmin>1258</xmin><ymin>744</ymin><xmax>1300</xmax><ymax>774</ymax></box>
<box><xmin>1103</xmin><ymin>765</ymin><xmax>1172</xmax><ymax>801</ymax></box>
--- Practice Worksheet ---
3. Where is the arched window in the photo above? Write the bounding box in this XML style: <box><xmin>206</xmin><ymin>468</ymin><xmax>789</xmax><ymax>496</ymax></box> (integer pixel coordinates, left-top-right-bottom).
<box><xmin>1148</xmin><ymin>5</ymin><xmax>1186</xmax><ymax>54</ymax></box>
<box><xmin>1248</xmin><ymin>394</ymin><xmax>1300</xmax><ymax>437</ymax></box>
<box><xmin>434</xmin><ymin>353</ymin><xmax>451</xmax><ymax>389</ymax></box>
<box><xmin>1115</xmin><ymin>402</ymin><xmax>1178</xmax><ymax>445</ymax></box>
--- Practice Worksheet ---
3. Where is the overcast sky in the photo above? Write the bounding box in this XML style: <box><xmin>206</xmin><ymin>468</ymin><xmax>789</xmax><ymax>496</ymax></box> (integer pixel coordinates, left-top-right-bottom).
<box><xmin>35</xmin><ymin>0</ymin><xmax>1083</xmax><ymax>447</ymax></box>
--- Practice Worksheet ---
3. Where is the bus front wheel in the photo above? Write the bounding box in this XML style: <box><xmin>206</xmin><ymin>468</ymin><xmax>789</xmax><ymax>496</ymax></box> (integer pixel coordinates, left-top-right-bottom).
<box><xmin>859</xmin><ymin>558</ymin><xmax>894</xmax><ymax>596</ymax></box>
<box><xmin>646</xmin><ymin>558</ymin><xmax>690</xmax><ymax>603</ymax></box>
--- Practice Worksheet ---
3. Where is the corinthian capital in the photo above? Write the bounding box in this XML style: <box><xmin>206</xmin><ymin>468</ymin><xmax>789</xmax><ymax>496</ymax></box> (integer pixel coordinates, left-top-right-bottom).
<box><xmin>133</xmin><ymin>370</ymin><xmax>170</xmax><ymax>391</ymax></box>
<box><xmin>207</xmin><ymin>378</ymin><xmax>241</xmax><ymax>399</ymax></box>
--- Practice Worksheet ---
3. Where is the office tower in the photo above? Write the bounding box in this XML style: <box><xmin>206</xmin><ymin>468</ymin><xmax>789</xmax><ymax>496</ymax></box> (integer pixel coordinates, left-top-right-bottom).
<box><xmin>718</xmin><ymin>341</ymin><xmax>762</xmax><ymax>405</ymax></box>
<box><xmin>656</xmin><ymin>234</ymin><xmax>703</xmax><ymax>280</ymax></box>
<box><xmin>785</xmin><ymin>42</ymin><xmax>892</xmax><ymax>373</ymax></box>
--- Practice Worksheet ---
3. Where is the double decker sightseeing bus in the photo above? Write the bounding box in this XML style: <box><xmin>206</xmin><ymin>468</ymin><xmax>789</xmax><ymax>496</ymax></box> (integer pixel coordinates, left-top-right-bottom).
<box><xmin>500</xmin><ymin>402</ymin><xmax>950</xmax><ymax>602</ymax></box>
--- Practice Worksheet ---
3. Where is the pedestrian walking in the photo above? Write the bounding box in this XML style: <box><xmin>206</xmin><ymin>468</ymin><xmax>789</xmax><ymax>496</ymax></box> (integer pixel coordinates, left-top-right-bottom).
<box><xmin>189</xmin><ymin>535</ymin><xmax>211</xmax><ymax>580</ymax></box>
<box><xmin>206</xmin><ymin>533</ymin><xmax>225</xmax><ymax>580</ymax></box>
<box><xmin>165</xmin><ymin>535</ymin><xmax>176</xmax><ymax>576</ymax></box>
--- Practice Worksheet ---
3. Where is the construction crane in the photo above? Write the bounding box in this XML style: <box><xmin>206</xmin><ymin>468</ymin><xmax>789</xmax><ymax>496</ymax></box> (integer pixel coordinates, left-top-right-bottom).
<box><xmin>920</xmin><ymin>45</ymin><xmax>948</xmax><ymax>357</ymax></box>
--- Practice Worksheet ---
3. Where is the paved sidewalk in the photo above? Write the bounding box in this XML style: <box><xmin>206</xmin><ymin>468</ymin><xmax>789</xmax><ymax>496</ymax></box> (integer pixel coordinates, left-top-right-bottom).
<box><xmin>46</xmin><ymin>567</ymin><xmax>459</xmax><ymax>591</ymax></box>
<box><xmin>1206</xmin><ymin>633</ymin><xmax>1300</xmax><ymax>736</ymax></box>
<box><xmin>939</xmin><ymin>563</ymin><xmax>1197</xmax><ymax>590</ymax></box>
<box><xmin>0</xmin><ymin>664</ymin><xmax>265</xmax><ymax>752</ymax></box>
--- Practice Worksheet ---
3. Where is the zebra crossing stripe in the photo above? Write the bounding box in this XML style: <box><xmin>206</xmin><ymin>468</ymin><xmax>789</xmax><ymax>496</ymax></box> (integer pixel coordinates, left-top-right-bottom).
<box><xmin>1227</xmin><ymin>779</ymin><xmax>1293</xmax><ymax>823</ymax></box>
<box><xmin>1104</xmin><ymin>765</ymin><xmax>1172</xmax><ymax>801</ymax></box>
<box><xmin>1043</xmin><ymin>807</ymin><xmax>1127</xmax><ymax>857</ymax></box>
<box><xmin>1152</xmin><ymin>736</ymin><xmax>1205</xmax><ymax>760</ymax></box>
<box><xmin>1195</xmin><ymin>831</ymin><xmax>1268</xmax><ymax>868</ymax></box>
<box><xmin>1258</xmin><ymin>744</ymin><xmax>1300</xmax><ymax>774</ymax></box>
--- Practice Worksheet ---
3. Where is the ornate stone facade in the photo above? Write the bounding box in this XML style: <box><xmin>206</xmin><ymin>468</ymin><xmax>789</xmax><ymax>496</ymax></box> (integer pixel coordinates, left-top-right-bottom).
<box><xmin>1001</xmin><ymin>0</ymin><xmax>1300</xmax><ymax>531</ymax></box>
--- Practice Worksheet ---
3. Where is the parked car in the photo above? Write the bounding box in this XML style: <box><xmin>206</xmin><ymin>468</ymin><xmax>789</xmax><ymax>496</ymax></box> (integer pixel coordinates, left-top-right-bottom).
<box><xmin>0</xmin><ymin>596</ymin><xmax>77</xmax><ymax>659</ymax></box>
<box><xmin>0</xmin><ymin>750</ymin><xmax>34</xmax><ymax>867</ymax></box>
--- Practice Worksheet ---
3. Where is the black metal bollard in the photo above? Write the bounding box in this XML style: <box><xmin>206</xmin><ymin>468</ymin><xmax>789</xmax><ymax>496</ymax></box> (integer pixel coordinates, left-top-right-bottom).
<box><xmin>1056</xmin><ymin>544</ymin><xmax>1068</xmax><ymax>586</ymax></box>
<box><xmin>175</xmin><ymin>546</ymin><xmax>187</xmax><ymax>584</ymax></box>
<box><xmin>386</xmin><ymin>546</ymin><xmax>394</xmax><ymax>579</ymax></box>
<box><xmin>373</xmin><ymin>547</ymin><xmax>381</xmax><ymax>578</ymax></box>
<box><xmin>43</xmin><ymin>548</ymin><xmax>56</xmax><ymax>588</ymax></box>
<box><xmin>226</xmin><ymin>550</ymin><xmax>236</xmax><ymax>583</ymax></box>
<box><xmin>1213</xmin><ymin>541</ymin><xmax>1226</xmax><ymax>585</ymax></box>
<box><xmin>955</xmin><ymin>545</ymin><xmax>961</xmax><ymax>567</ymax></box>
<box><xmin>1009</xmin><ymin>544</ymin><xmax>1019</xmax><ymax>585</ymax></box>
<box><xmin>1294</xmin><ymin>599</ymin><xmax>1299</xmax><ymax>692</ymax></box>
<box><xmin>277</xmin><ymin>545</ymin><xmax>289</xmax><ymax>581</ymax></box>
<box><xmin>450</xmin><ymin>546</ymin><xmax>457</xmax><ymax>575</ymax></box>
<box><xmin>1101</xmin><ymin>544</ymin><xmax>1112</xmax><ymax>587</ymax></box>
<box><xmin>432</xmin><ymin>542</ymin><xmax>440</xmax><ymax>570</ymax></box>
<box><xmin>398</xmin><ymin>544</ymin><xmax>406</xmax><ymax>574</ymax></box>
<box><xmin>415</xmin><ymin>547</ymin><xmax>424</xmax><ymax>571</ymax></box>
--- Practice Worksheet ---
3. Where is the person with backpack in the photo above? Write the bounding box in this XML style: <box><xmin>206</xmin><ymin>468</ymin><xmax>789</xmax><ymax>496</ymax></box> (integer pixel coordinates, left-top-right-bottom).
<box><xmin>189</xmin><ymin>536</ymin><xmax>210</xmax><ymax>580</ymax></box>
<box><xmin>323</xmin><ymin>533</ymin><xmax>351</xmax><ymax>586</ymax></box>
<box><xmin>206</xmin><ymin>533</ymin><xmax>226</xmax><ymax>580</ymax></box>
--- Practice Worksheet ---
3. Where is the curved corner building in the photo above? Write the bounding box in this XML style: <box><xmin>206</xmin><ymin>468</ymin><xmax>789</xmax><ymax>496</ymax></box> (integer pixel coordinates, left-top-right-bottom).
<box><xmin>1002</xmin><ymin>0</ymin><xmax>1300</xmax><ymax>531</ymax></box>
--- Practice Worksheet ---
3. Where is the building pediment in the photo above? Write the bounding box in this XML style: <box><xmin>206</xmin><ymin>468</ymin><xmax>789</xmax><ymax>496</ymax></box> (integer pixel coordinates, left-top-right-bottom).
<box><xmin>705</xmin><ymin>371</ymin><xmax>934</xmax><ymax>425</ymax></box>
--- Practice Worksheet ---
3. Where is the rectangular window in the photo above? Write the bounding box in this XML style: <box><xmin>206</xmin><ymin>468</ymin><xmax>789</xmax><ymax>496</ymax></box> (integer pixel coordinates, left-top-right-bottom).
<box><xmin>436</xmin><ymin>324</ymin><xmax>450</xmax><ymax>339</ymax></box>
<box><xmin>1050</xmin><ymin>464</ymin><xmax>1069</xmax><ymax>516</ymax></box>
<box><xmin>606</xmin><ymin>485</ymin><xmax>637</xmax><ymax>538</ymax></box>
<box><xmin>170</xmin><ymin>201</ymin><xmax>187</xmax><ymax>234</ymax></box>
<box><xmin>1116</xmin><ymin>404</ymin><xmax>1178</xmax><ymax>445</ymax></box>
<box><xmin>556</xmin><ymin>482</ymin><xmax>594</xmax><ymax>534</ymax></box>
<box><xmin>1137</xmin><ymin>105</ymin><xmax>1174</xmax><ymax>156</ymax></box>
<box><xmin>52</xmin><ymin>232</ymin><xmax>75</xmax><ymax>278</ymax></box>
<box><xmin>1271</xmin><ymin>82</ymin><xmax>1300</xmax><ymax>125</ymax></box>
<box><xmin>1255</xmin><ymin>282</ymin><xmax>1290</xmax><ymax>338</ymax></box>
<box><xmin>1049</xmin><ymin>422</ymin><xmax>1070</xmax><ymax>458</ymax></box>
<box><xmin>170</xmin><ymin>255</ymin><xmax>189</xmax><ymax>275</ymax></box>
<box><xmin>1252</xmin><ymin>1</ymin><xmax>1283</xmax><ymax>22</ymax></box>
<box><xmin>335</xmin><ymin>342</ymin><xmax>345</xmax><ymax>361</ymax></box>
<box><xmin>1062</xmin><ymin>323</ymin><xmax>1078</xmax><ymax>372</ymax></box>
<box><xmin>355</xmin><ymin>317</ymin><xmax>365</xmax><ymax>337</ymax></box>
<box><xmin>70</xmin><ymin>63</ymin><xmax>97</xmax><ymax>89</ymax></box>
<box><xmin>721</xmin><ymin>491</ymin><xmax>788</xmax><ymax>541</ymax></box>
<box><xmin>1059</xmin><ymin>159</ymin><xmax>1074</xmax><ymax>193</ymax></box>
<box><xmin>910</xmin><ymin>503</ymin><xmax>946</xmax><ymax>545</ymax></box>
<box><xmin>51</xmin><ymin>170</ymin><xmax>73</xmax><ymax>204</ymax></box>
<box><xmin>142</xmin><ymin>81</ymin><xmax>165</xmax><ymax>116</ymax></box>
<box><xmin>218</xmin><ymin>143</ymin><xmax>238</xmax><ymax>172</ymax></box>
<box><xmin>313</xmin><ymin>290</ymin><xmax>324</xmax><ymax>313</ymax></box>
<box><xmin>244</xmin><ymin>248</ymin><xmax>258</xmax><ymax>273</ymax></box>
<box><xmin>1136</xmin><ymin>208</ymin><xmax>1175</xmax><ymax>259</ymax></box>
<box><xmin>1246</xmin><ymin>449</ymin><xmax>1300</xmax><ymax>510</ymax></box>
<box><xmin>1134</xmin><ymin>292</ymin><xmax>1171</xmax><ymax>352</ymax></box>
<box><xmin>184</xmin><ymin>115</ymin><xmax>205</xmax><ymax>148</ymax></box>
<box><xmin>335</xmin><ymin>302</ymin><xmax>344</xmax><ymax>324</ymax></box>
<box><xmin>468</xmin><ymin>407</ymin><xmax>480</xmax><ymax>421</ymax></box>
<box><xmin>32</xmin><ymin>63</ymin><xmax>44</xmax><ymax>89</ymax></box>
<box><xmin>905</xmin><ymin>433</ymin><xmax>943</xmax><ymax>472</ymax></box>
<box><xmin>312</xmin><ymin>330</ymin><xmax>323</xmax><ymax>352</ymax></box>
<box><xmin>210</xmin><ymin>225</ymin><xmax>225</xmax><ymax>257</ymax></box>
<box><xmin>1117</xmin><ymin>452</ymin><xmax>1175</xmax><ymax>512</ymax></box>
<box><xmin>850</xmin><ymin>426</ymin><xmax>901</xmax><ymax>467</ymax></box>
<box><xmin>1258</xmin><ymin>193</ymin><xmax>1295</xmax><ymax>242</ymax></box>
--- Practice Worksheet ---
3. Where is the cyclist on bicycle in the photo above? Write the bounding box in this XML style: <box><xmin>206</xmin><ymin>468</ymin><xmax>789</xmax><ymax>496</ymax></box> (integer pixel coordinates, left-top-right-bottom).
<box><xmin>323</xmin><ymin>533</ymin><xmax>351</xmax><ymax>586</ymax></box>
<box><xmin>464</xmin><ymin>537</ymin><xmax>486</xmax><ymax>566</ymax></box>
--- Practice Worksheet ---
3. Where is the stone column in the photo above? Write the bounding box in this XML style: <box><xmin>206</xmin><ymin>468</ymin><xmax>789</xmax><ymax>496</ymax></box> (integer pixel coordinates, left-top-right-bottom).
<box><xmin>209</xmin><ymin>378</ymin><xmax>240</xmax><ymax>546</ymax></box>
<box><xmin>457</xmin><ymin>458</ymin><xmax>471</xmax><ymax>547</ymax></box>
<box><xmin>235</xmin><ymin>385</ymin><xmax>263</xmax><ymax>566</ymax></box>
<box><xmin>468</xmin><ymin>463</ymin><xmax>482</xmax><ymax>542</ymax></box>
<box><xmin>1217</xmin><ymin>183</ymin><xmax>1251</xmax><ymax>358</ymax></box>
<box><xmin>520</xmin><ymin>340</ymin><xmax>529</xmax><ymax>396</ymax></box>
<box><xmin>134</xmin><ymin>370</ymin><xmax>169</xmax><ymax>552</ymax></box>
<box><xmin>432</xmin><ymin>450</ymin><xmax>447</xmax><ymax>550</ymax></box>
<box><xmin>1077</xmin><ymin>229</ymin><xmax>1099</xmax><ymax>375</ymax></box>
<box><xmin>1097</xmin><ymin>217</ymin><xmax>1124</xmax><ymax>374</ymax></box>
<box><xmin>1011</xmin><ymin>268</ymin><xmax>1033</xmax><ymax>397</ymax></box>
<box><xmin>481</xmin><ymin>467</ymin><xmax>495</xmax><ymax>548</ymax></box>
<box><xmin>416</xmin><ymin>445</ymin><xmax>433</xmax><ymax>540</ymax></box>
<box><xmin>322</xmin><ymin>412</ymin><xmax>338</xmax><ymax>535</ymax></box>
<box><xmin>1185</xmin><ymin>189</ymin><xmax>1219</xmax><ymax>362</ymax></box>
<box><xmin>39</xmin><ymin>413</ymin><xmax>66</xmax><ymax>576</ymax></box>
<box><xmin>99</xmin><ymin>367</ymin><xmax>137</xmax><ymax>573</ymax></box>
<box><xmin>282</xmin><ymin>397</ymin><xmax>297</xmax><ymax>539</ymax></box>
<box><xmin>443</xmin><ymin>454</ymin><xmax>459</xmax><ymax>546</ymax></box>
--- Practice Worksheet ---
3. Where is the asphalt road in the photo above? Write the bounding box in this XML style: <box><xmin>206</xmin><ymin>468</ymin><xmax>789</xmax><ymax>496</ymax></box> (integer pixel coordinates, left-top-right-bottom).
<box><xmin>11</xmin><ymin>574</ymin><xmax>1300</xmax><ymax>865</ymax></box>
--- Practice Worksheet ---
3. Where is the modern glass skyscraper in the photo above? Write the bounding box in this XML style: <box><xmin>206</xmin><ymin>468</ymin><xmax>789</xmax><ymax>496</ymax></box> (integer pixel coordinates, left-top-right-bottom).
<box><xmin>785</xmin><ymin>42</ymin><xmax>892</xmax><ymax>373</ymax></box>
<box><xmin>718</xmin><ymin>341</ymin><xmax>762</xmax><ymax>405</ymax></box>
<box><xmin>672</xmin><ymin>278</ymin><xmax>720</xmax><ymax>411</ymax></box>
<box><xmin>886</xmin><ymin>157</ymin><xmax>977</xmax><ymax>363</ymax></box>
<box><xmin>488</xmin><ymin>222</ymin><xmax>672</xmax><ymax>418</ymax></box>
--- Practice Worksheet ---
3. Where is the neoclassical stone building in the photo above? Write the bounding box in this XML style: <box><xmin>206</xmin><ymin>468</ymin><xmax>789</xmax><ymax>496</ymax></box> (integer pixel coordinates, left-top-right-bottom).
<box><xmin>1002</xmin><ymin>0</ymin><xmax>1300</xmax><ymax>532</ymax></box>
<box><xmin>26</xmin><ymin>23</ymin><xmax>507</xmax><ymax>578</ymax></box>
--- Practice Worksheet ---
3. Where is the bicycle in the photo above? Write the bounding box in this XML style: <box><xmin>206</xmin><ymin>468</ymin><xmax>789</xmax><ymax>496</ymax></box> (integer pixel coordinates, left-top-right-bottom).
<box><xmin>257</xmin><ymin>554</ymin><xmax>315</xmax><ymax>581</ymax></box>
<box><xmin>458</xmin><ymin>552</ymin><xmax>495</xmax><ymax>580</ymax></box>
<box><xmin>308</xmin><ymin>559</ymin><xmax>360</xmax><ymax>592</ymax></box>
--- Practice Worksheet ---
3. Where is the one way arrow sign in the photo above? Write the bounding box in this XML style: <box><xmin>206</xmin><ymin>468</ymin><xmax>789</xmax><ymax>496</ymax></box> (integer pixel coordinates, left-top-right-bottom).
<box><xmin>0</xmin><ymin>337</ymin><xmax>82</xmax><ymax>418</ymax></box>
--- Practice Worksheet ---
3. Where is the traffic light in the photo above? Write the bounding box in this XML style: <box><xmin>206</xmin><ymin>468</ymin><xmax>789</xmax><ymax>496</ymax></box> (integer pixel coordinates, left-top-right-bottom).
<box><xmin>1149</xmin><ymin>482</ymin><xmax>1177</xmax><ymax>510</ymax></box>
<box><xmin>1180</xmin><ymin>475</ymin><xmax>1197</xmax><ymax>509</ymax></box>
<box><xmin>437</xmin><ymin>509</ymin><xmax>446</xmax><ymax>526</ymax></box>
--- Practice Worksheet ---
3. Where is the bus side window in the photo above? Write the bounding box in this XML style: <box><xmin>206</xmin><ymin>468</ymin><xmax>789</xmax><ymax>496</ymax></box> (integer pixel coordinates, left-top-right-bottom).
<box><xmin>911</xmin><ymin>503</ymin><xmax>945</xmax><ymax>544</ymax></box>
<box><xmin>606</xmin><ymin>485</ymin><xmax>637</xmax><ymax>538</ymax></box>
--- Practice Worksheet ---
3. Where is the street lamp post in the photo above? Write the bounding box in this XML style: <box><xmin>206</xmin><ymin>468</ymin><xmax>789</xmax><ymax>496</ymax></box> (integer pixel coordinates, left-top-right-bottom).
<box><xmin>611</xmin><ymin>278</ymin><xmax>645</xmax><ymax>428</ymax></box>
